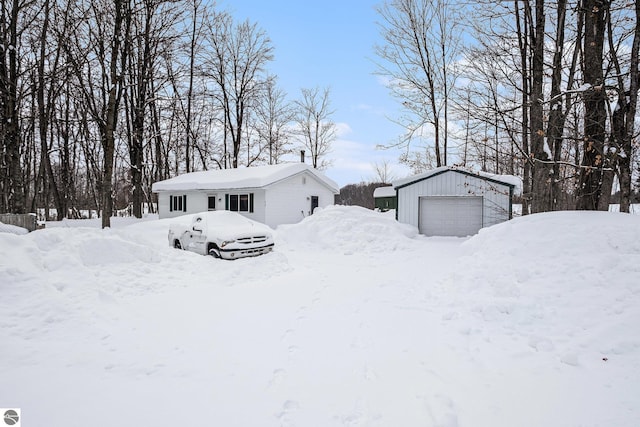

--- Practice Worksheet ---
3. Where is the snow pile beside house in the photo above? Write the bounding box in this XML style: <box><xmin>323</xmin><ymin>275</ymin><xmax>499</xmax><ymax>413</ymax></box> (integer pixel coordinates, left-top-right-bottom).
<box><xmin>277</xmin><ymin>204</ymin><xmax>418</xmax><ymax>254</ymax></box>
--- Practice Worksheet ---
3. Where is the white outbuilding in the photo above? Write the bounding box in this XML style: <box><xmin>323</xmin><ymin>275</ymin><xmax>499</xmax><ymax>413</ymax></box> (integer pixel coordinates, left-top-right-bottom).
<box><xmin>151</xmin><ymin>163</ymin><xmax>340</xmax><ymax>228</ymax></box>
<box><xmin>393</xmin><ymin>166</ymin><xmax>518</xmax><ymax>237</ymax></box>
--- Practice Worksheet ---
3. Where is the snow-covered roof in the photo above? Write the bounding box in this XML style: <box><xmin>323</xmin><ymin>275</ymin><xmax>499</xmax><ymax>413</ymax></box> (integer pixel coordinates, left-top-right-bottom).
<box><xmin>373</xmin><ymin>186</ymin><xmax>396</xmax><ymax>198</ymax></box>
<box><xmin>393</xmin><ymin>166</ymin><xmax>522</xmax><ymax>194</ymax></box>
<box><xmin>152</xmin><ymin>163</ymin><xmax>340</xmax><ymax>194</ymax></box>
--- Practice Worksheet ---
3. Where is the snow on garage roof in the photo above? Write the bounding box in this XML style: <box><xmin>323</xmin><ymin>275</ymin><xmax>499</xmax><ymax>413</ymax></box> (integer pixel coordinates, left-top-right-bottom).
<box><xmin>373</xmin><ymin>186</ymin><xmax>396</xmax><ymax>198</ymax></box>
<box><xmin>151</xmin><ymin>163</ymin><xmax>340</xmax><ymax>193</ymax></box>
<box><xmin>393</xmin><ymin>166</ymin><xmax>522</xmax><ymax>195</ymax></box>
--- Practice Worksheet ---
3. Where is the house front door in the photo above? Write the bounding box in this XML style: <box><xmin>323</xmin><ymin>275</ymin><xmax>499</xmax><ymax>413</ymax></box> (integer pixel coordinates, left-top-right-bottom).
<box><xmin>310</xmin><ymin>196</ymin><xmax>319</xmax><ymax>214</ymax></box>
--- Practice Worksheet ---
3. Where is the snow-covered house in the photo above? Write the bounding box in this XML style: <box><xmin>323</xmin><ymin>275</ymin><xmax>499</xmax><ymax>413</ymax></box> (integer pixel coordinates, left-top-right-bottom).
<box><xmin>151</xmin><ymin>163</ymin><xmax>340</xmax><ymax>228</ymax></box>
<box><xmin>393</xmin><ymin>166</ymin><xmax>519</xmax><ymax>237</ymax></box>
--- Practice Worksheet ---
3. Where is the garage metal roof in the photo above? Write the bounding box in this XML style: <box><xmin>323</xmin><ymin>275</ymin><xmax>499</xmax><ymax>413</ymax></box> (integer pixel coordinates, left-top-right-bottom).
<box><xmin>393</xmin><ymin>166</ymin><xmax>520</xmax><ymax>193</ymax></box>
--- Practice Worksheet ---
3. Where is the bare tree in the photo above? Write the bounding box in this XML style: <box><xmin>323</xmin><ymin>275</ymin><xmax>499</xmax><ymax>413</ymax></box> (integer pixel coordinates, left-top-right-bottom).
<box><xmin>64</xmin><ymin>0</ymin><xmax>131</xmax><ymax>227</ymax></box>
<box><xmin>0</xmin><ymin>0</ymin><xmax>37</xmax><ymax>213</ymax></box>
<box><xmin>371</xmin><ymin>159</ymin><xmax>398</xmax><ymax>184</ymax></box>
<box><xmin>460</xmin><ymin>0</ymin><xmax>590</xmax><ymax>213</ymax></box>
<box><xmin>515</xmin><ymin>0</ymin><xmax>532</xmax><ymax>215</ymax></box>
<box><xmin>527</xmin><ymin>0</ymin><xmax>553</xmax><ymax>213</ymax></box>
<box><xmin>577</xmin><ymin>0</ymin><xmax>608</xmax><ymax>210</ymax></box>
<box><xmin>547</xmin><ymin>0</ymin><xmax>579</xmax><ymax>211</ymax></box>
<box><xmin>203</xmin><ymin>11</ymin><xmax>274</xmax><ymax>168</ymax></box>
<box><xmin>124</xmin><ymin>0</ymin><xmax>180</xmax><ymax>217</ymax></box>
<box><xmin>32</xmin><ymin>0</ymin><xmax>68</xmax><ymax>219</ymax></box>
<box><xmin>255</xmin><ymin>76</ymin><xmax>294</xmax><ymax>165</ymax></box>
<box><xmin>184</xmin><ymin>0</ymin><xmax>204</xmax><ymax>173</ymax></box>
<box><xmin>294</xmin><ymin>86</ymin><xmax>336</xmax><ymax>169</ymax></box>
<box><xmin>375</xmin><ymin>0</ymin><xmax>460</xmax><ymax>168</ymax></box>
<box><xmin>604</xmin><ymin>1</ymin><xmax>639</xmax><ymax>212</ymax></box>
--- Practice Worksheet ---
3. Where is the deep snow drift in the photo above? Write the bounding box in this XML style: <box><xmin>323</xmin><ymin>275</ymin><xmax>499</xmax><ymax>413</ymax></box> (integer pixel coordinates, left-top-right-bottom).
<box><xmin>1</xmin><ymin>206</ymin><xmax>639</xmax><ymax>426</ymax></box>
<box><xmin>0</xmin><ymin>221</ymin><xmax>28</xmax><ymax>235</ymax></box>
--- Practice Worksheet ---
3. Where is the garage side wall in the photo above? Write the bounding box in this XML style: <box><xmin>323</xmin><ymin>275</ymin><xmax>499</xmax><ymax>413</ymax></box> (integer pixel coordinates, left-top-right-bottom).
<box><xmin>397</xmin><ymin>171</ymin><xmax>512</xmax><ymax>230</ymax></box>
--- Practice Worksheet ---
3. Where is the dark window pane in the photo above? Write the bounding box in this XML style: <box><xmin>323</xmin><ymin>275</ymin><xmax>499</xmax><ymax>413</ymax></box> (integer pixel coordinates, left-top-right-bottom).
<box><xmin>230</xmin><ymin>195</ymin><xmax>239</xmax><ymax>211</ymax></box>
<box><xmin>239</xmin><ymin>194</ymin><xmax>249</xmax><ymax>212</ymax></box>
<box><xmin>208</xmin><ymin>196</ymin><xmax>216</xmax><ymax>210</ymax></box>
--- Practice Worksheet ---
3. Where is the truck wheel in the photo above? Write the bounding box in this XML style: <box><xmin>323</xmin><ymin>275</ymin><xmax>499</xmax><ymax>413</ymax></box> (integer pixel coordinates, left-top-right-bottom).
<box><xmin>208</xmin><ymin>244</ymin><xmax>220</xmax><ymax>258</ymax></box>
<box><xmin>174</xmin><ymin>240</ymin><xmax>182</xmax><ymax>249</ymax></box>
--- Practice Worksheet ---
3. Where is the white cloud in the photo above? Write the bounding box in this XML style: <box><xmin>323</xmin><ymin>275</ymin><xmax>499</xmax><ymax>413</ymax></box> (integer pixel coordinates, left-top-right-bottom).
<box><xmin>334</xmin><ymin>122</ymin><xmax>353</xmax><ymax>138</ymax></box>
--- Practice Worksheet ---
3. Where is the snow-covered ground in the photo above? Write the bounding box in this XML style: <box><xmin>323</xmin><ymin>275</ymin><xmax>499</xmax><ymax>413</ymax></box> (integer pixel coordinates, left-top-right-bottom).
<box><xmin>0</xmin><ymin>221</ymin><xmax>29</xmax><ymax>235</ymax></box>
<box><xmin>1</xmin><ymin>206</ymin><xmax>639</xmax><ymax>426</ymax></box>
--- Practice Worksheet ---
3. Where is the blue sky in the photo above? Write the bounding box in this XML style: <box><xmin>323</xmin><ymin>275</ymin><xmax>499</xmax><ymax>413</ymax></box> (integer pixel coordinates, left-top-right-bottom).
<box><xmin>220</xmin><ymin>0</ymin><xmax>410</xmax><ymax>186</ymax></box>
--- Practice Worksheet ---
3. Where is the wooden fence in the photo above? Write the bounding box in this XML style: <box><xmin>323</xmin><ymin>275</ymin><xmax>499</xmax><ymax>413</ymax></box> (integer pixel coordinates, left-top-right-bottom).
<box><xmin>0</xmin><ymin>213</ymin><xmax>41</xmax><ymax>232</ymax></box>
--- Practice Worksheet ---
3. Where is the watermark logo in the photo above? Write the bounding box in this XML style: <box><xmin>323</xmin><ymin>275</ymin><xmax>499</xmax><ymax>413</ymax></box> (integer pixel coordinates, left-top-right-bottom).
<box><xmin>1</xmin><ymin>409</ymin><xmax>20</xmax><ymax>426</ymax></box>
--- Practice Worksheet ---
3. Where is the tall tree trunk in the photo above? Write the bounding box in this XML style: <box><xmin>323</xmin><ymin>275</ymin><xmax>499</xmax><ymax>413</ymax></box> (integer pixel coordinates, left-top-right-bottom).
<box><xmin>620</xmin><ymin>0</ymin><xmax>640</xmax><ymax>213</ymax></box>
<box><xmin>529</xmin><ymin>0</ymin><xmax>552</xmax><ymax>213</ymax></box>
<box><xmin>515</xmin><ymin>0</ymin><xmax>531</xmax><ymax>215</ymax></box>
<box><xmin>185</xmin><ymin>0</ymin><xmax>199</xmax><ymax>173</ymax></box>
<box><xmin>149</xmin><ymin>78</ymin><xmax>166</xmax><ymax>184</ymax></box>
<box><xmin>577</xmin><ymin>0</ymin><xmax>608</xmax><ymax>210</ymax></box>
<box><xmin>547</xmin><ymin>0</ymin><xmax>568</xmax><ymax>211</ymax></box>
<box><xmin>59</xmin><ymin>93</ymin><xmax>73</xmax><ymax>219</ymax></box>
<box><xmin>36</xmin><ymin>0</ymin><xmax>65</xmax><ymax>219</ymax></box>
<box><xmin>128</xmin><ymin>0</ymin><xmax>155</xmax><ymax>218</ymax></box>
<box><xmin>100</xmin><ymin>0</ymin><xmax>128</xmax><ymax>228</ymax></box>
<box><xmin>1</xmin><ymin>0</ymin><xmax>25</xmax><ymax>213</ymax></box>
<box><xmin>610</xmin><ymin>0</ymin><xmax>639</xmax><ymax>213</ymax></box>
<box><xmin>130</xmin><ymin>100</ymin><xmax>145</xmax><ymax>218</ymax></box>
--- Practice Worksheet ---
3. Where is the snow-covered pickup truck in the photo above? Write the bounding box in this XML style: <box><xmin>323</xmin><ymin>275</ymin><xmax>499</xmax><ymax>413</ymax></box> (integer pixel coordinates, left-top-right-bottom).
<box><xmin>168</xmin><ymin>211</ymin><xmax>274</xmax><ymax>259</ymax></box>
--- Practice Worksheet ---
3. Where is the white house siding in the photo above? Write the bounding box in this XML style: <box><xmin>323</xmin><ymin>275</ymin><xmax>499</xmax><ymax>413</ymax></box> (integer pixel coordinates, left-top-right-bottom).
<box><xmin>397</xmin><ymin>170</ymin><xmax>512</xmax><ymax>234</ymax></box>
<box><xmin>223</xmin><ymin>189</ymin><xmax>266</xmax><ymax>224</ymax></box>
<box><xmin>158</xmin><ymin>191</ymin><xmax>205</xmax><ymax>219</ymax></box>
<box><xmin>157</xmin><ymin>189</ymin><xmax>267</xmax><ymax>223</ymax></box>
<box><xmin>264</xmin><ymin>172</ymin><xmax>336</xmax><ymax>228</ymax></box>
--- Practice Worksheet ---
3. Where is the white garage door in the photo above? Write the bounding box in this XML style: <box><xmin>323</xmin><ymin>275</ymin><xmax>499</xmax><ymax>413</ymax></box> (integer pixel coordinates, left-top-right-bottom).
<box><xmin>419</xmin><ymin>196</ymin><xmax>483</xmax><ymax>237</ymax></box>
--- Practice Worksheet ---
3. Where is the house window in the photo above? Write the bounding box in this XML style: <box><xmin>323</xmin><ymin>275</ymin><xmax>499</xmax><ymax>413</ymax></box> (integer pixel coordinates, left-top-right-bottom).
<box><xmin>239</xmin><ymin>194</ymin><xmax>249</xmax><ymax>211</ymax></box>
<box><xmin>208</xmin><ymin>196</ymin><xmax>216</xmax><ymax>211</ymax></box>
<box><xmin>226</xmin><ymin>193</ymin><xmax>254</xmax><ymax>213</ymax></box>
<box><xmin>169</xmin><ymin>195</ymin><xmax>187</xmax><ymax>212</ymax></box>
<box><xmin>229</xmin><ymin>194</ymin><xmax>238</xmax><ymax>211</ymax></box>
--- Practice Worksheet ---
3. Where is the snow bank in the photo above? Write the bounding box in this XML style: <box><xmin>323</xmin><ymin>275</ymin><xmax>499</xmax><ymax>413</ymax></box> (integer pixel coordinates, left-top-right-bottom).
<box><xmin>464</xmin><ymin>210</ymin><xmax>640</xmax><ymax>275</ymax></box>
<box><xmin>458</xmin><ymin>211</ymin><xmax>640</xmax><ymax>368</ymax></box>
<box><xmin>0</xmin><ymin>220</ymin><xmax>28</xmax><ymax>235</ymax></box>
<box><xmin>277</xmin><ymin>205</ymin><xmax>418</xmax><ymax>254</ymax></box>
